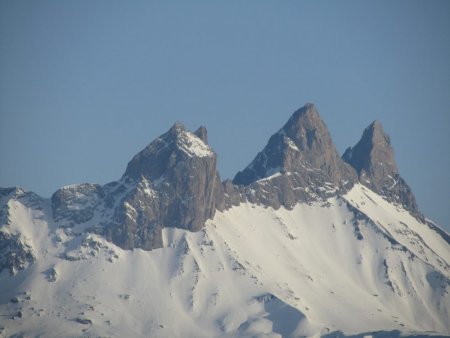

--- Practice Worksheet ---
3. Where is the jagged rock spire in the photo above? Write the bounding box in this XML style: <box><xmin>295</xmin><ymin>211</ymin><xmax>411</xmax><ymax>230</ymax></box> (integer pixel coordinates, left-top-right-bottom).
<box><xmin>104</xmin><ymin>123</ymin><xmax>224</xmax><ymax>250</ymax></box>
<box><xmin>342</xmin><ymin>120</ymin><xmax>397</xmax><ymax>177</ymax></box>
<box><xmin>343</xmin><ymin>120</ymin><xmax>418</xmax><ymax>213</ymax></box>
<box><xmin>123</xmin><ymin>122</ymin><xmax>214</xmax><ymax>181</ymax></box>
<box><xmin>232</xmin><ymin>104</ymin><xmax>356</xmax><ymax>209</ymax></box>
<box><xmin>194</xmin><ymin>126</ymin><xmax>208</xmax><ymax>144</ymax></box>
<box><xmin>234</xmin><ymin>103</ymin><xmax>356</xmax><ymax>187</ymax></box>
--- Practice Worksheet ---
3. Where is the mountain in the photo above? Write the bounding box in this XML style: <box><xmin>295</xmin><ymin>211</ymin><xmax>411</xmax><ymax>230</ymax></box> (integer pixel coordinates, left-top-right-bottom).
<box><xmin>106</xmin><ymin>122</ymin><xmax>224</xmax><ymax>249</ymax></box>
<box><xmin>0</xmin><ymin>104</ymin><xmax>449</xmax><ymax>338</ymax></box>
<box><xmin>50</xmin><ymin>122</ymin><xmax>225</xmax><ymax>251</ymax></box>
<box><xmin>233</xmin><ymin>103</ymin><xmax>356</xmax><ymax>209</ymax></box>
<box><xmin>342</xmin><ymin>120</ymin><xmax>418</xmax><ymax>215</ymax></box>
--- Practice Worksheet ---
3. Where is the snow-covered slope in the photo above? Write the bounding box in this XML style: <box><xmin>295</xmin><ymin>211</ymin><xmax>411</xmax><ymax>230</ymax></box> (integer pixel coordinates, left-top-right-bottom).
<box><xmin>0</xmin><ymin>184</ymin><xmax>448</xmax><ymax>338</ymax></box>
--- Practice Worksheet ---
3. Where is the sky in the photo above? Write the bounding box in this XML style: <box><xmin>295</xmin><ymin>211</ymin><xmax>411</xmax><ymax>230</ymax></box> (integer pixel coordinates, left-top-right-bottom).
<box><xmin>0</xmin><ymin>1</ymin><xmax>449</xmax><ymax>230</ymax></box>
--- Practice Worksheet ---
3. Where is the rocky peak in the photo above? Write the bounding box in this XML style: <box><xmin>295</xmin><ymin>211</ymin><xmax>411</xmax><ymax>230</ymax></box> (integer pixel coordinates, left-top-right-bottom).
<box><xmin>104</xmin><ymin>123</ymin><xmax>224</xmax><ymax>250</ymax></box>
<box><xmin>194</xmin><ymin>126</ymin><xmax>208</xmax><ymax>144</ymax></box>
<box><xmin>281</xmin><ymin>103</ymin><xmax>347</xmax><ymax>172</ymax></box>
<box><xmin>170</xmin><ymin>121</ymin><xmax>185</xmax><ymax>133</ymax></box>
<box><xmin>343</xmin><ymin>120</ymin><xmax>418</xmax><ymax>213</ymax></box>
<box><xmin>232</xmin><ymin>104</ymin><xmax>356</xmax><ymax>208</ymax></box>
<box><xmin>343</xmin><ymin>120</ymin><xmax>397</xmax><ymax>177</ymax></box>
<box><xmin>233</xmin><ymin>103</ymin><xmax>356</xmax><ymax>186</ymax></box>
<box><xmin>283</xmin><ymin>103</ymin><xmax>321</xmax><ymax>137</ymax></box>
<box><xmin>123</xmin><ymin>122</ymin><xmax>214</xmax><ymax>181</ymax></box>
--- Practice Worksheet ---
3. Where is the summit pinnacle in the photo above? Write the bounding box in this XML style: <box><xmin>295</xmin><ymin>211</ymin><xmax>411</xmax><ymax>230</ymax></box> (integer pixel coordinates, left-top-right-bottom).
<box><xmin>343</xmin><ymin>120</ymin><xmax>418</xmax><ymax>213</ymax></box>
<box><xmin>233</xmin><ymin>104</ymin><xmax>357</xmax><ymax>209</ymax></box>
<box><xmin>104</xmin><ymin>123</ymin><xmax>223</xmax><ymax>249</ymax></box>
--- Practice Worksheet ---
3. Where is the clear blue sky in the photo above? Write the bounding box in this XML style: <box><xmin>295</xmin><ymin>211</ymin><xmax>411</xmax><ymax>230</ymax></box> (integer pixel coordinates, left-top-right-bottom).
<box><xmin>1</xmin><ymin>1</ymin><xmax>449</xmax><ymax>230</ymax></box>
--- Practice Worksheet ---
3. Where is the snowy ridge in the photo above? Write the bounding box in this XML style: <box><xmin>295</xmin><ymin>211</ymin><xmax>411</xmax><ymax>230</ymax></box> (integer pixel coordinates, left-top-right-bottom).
<box><xmin>176</xmin><ymin>130</ymin><xmax>213</xmax><ymax>158</ymax></box>
<box><xmin>0</xmin><ymin>184</ymin><xmax>448</xmax><ymax>337</ymax></box>
<box><xmin>345</xmin><ymin>186</ymin><xmax>450</xmax><ymax>276</ymax></box>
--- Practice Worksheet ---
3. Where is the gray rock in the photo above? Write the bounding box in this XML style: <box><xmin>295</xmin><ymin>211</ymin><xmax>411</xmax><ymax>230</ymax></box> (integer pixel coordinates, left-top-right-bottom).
<box><xmin>51</xmin><ymin>183</ymin><xmax>106</xmax><ymax>227</ymax></box>
<box><xmin>0</xmin><ymin>189</ymin><xmax>42</xmax><ymax>274</ymax></box>
<box><xmin>0</xmin><ymin>187</ymin><xmax>25</xmax><ymax>200</ymax></box>
<box><xmin>1</xmin><ymin>188</ymin><xmax>42</xmax><ymax>225</ymax></box>
<box><xmin>342</xmin><ymin>120</ymin><xmax>418</xmax><ymax>214</ymax></box>
<box><xmin>194</xmin><ymin>126</ymin><xmax>208</xmax><ymax>144</ymax></box>
<box><xmin>45</xmin><ymin>267</ymin><xmax>58</xmax><ymax>282</ymax></box>
<box><xmin>75</xmin><ymin>317</ymin><xmax>92</xmax><ymax>325</ymax></box>
<box><xmin>0</xmin><ymin>231</ymin><xmax>35</xmax><ymax>275</ymax></box>
<box><xmin>103</xmin><ymin>123</ymin><xmax>224</xmax><ymax>249</ymax></box>
<box><xmin>232</xmin><ymin>103</ymin><xmax>357</xmax><ymax>208</ymax></box>
<box><xmin>222</xmin><ymin>179</ymin><xmax>244</xmax><ymax>209</ymax></box>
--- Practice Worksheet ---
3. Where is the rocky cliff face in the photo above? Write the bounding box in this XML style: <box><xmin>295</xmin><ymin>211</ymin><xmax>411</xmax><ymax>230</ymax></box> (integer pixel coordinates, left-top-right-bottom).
<box><xmin>342</xmin><ymin>120</ymin><xmax>418</xmax><ymax>214</ymax></box>
<box><xmin>102</xmin><ymin>123</ymin><xmax>224</xmax><ymax>249</ymax></box>
<box><xmin>0</xmin><ymin>188</ymin><xmax>37</xmax><ymax>275</ymax></box>
<box><xmin>232</xmin><ymin>103</ymin><xmax>357</xmax><ymax>209</ymax></box>
<box><xmin>47</xmin><ymin>123</ymin><xmax>225</xmax><ymax>250</ymax></box>
<box><xmin>52</xmin><ymin>183</ymin><xmax>106</xmax><ymax>227</ymax></box>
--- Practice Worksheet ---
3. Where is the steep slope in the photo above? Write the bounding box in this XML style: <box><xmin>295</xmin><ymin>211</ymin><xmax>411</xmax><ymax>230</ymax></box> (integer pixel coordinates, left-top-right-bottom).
<box><xmin>232</xmin><ymin>103</ymin><xmax>356</xmax><ymax>209</ymax></box>
<box><xmin>0</xmin><ymin>188</ymin><xmax>41</xmax><ymax>275</ymax></box>
<box><xmin>0</xmin><ymin>184</ymin><xmax>448</xmax><ymax>338</ymax></box>
<box><xmin>343</xmin><ymin>120</ymin><xmax>418</xmax><ymax>214</ymax></box>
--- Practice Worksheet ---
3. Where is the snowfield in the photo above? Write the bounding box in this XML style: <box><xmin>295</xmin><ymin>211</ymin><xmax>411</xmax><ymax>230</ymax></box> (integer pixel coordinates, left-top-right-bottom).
<box><xmin>0</xmin><ymin>184</ymin><xmax>449</xmax><ymax>338</ymax></box>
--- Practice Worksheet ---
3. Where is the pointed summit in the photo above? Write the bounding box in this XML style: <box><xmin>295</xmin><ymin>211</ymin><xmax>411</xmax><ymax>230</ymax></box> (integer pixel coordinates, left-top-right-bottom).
<box><xmin>170</xmin><ymin>121</ymin><xmax>186</xmax><ymax>132</ymax></box>
<box><xmin>281</xmin><ymin>103</ymin><xmax>347</xmax><ymax>172</ymax></box>
<box><xmin>343</xmin><ymin>120</ymin><xmax>418</xmax><ymax>213</ymax></box>
<box><xmin>194</xmin><ymin>126</ymin><xmax>208</xmax><ymax>144</ymax></box>
<box><xmin>107</xmin><ymin>123</ymin><xmax>223</xmax><ymax>249</ymax></box>
<box><xmin>283</xmin><ymin>103</ymin><xmax>321</xmax><ymax>134</ymax></box>
<box><xmin>343</xmin><ymin>120</ymin><xmax>397</xmax><ymax>177</ymax></box>
<box><xmin>233</xmin><ymin>103</ymin><xmax>356</xmax><ymax>208</ymax></box>
<box><xmin>234</xmin><ymin>103</ymin><xmax>355</xmax><ymax>186</ymax></box>
<box><xmin>124</xmin><ymin>122</ymin><xmax>213</xmax><ymax>181</ymax></box>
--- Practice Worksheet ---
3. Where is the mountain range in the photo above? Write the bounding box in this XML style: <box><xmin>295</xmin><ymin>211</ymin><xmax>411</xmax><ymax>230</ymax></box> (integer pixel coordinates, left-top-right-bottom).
<box><xmin>0</xmin><ymin>103</ymin><xmax>449</xmax><ymax>338</ymax></box>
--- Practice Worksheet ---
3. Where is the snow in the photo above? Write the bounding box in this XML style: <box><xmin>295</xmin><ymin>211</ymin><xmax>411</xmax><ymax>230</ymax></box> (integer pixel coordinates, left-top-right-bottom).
<box><xmin>284</xmin><ymin>136</ymin><xmax>300</xmax><ymax>152</ymax></box>
<box><xmin>258</xmin><ymin>169</ymin><xmax>282</xmax><ymax>182</ymax></box>
<box><xmin>136</xmin><ymin>176</ymin><xmax>156</xmax><ymax>197</ymax></box>
<box><xmin>0</xmin><ymin>184</ymin><xmax>449</xmax><ymax>337</ymax></box>
<box><xmin>60</xmin><ymin>184</ymin><xmax>83</xmax><ymax>190</ymax></box>
<box><xmin>176</xmin><ymin>131</ymin><xmax>213</xmax><ymax>158</ymax></box>
<box><xmin>345</xmin><ymin>184</ymin><xmax>450</xmax><ymax>276</ymax></box>
<box><xmin>387</xmin><ymin>175</ymin><xmax>398</xmax><ymax>190</ymax></box>
<box><xmin>3</xmin><ymin>195</ymin><xmax>52</xmax><ymax>258</ymax></box>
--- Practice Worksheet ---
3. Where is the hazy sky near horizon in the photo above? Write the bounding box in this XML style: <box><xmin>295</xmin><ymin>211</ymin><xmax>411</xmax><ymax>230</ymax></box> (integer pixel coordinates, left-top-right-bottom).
<box><xmin>1</xmin><ymin>1</ymin><xmax>449</xmax><ymax>230</ymax></box>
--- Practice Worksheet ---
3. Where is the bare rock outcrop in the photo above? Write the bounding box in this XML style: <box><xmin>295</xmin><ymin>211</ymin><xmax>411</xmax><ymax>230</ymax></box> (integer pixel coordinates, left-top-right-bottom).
<box><xmin>232</xmin><ymin>103</ymin><xmax>357</xmax><ymax>209</ymax></box>
<box><xmin>103</xmin><ymin>123</ymin><xmax>224</xmax><ymax>249</ymax></box>
<box><xmin>51</xmin><ymin>183</ymin><xmax>106</xmax><ymax>227</ymax></box>
<box><xmin>342</xmin><ymin>120</ymin><xmax>418</xmax><ymax>214</ymax></box>
<box><xmin>0</xmin><ymin>188</ymin><xmax>38</xmax><ymax>275</ymax></box>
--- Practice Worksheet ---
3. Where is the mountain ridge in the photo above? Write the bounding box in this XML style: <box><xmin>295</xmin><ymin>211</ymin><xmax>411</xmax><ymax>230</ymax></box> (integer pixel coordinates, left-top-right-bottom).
<box><xmin>0</xmin><ymin>103</ymin><xmax>429</xmax><ymax>251</ymax></box>
<box><xmin>1</xmin><ymin>103</ymin><xmax>449</xmax><ymax>338</ymax></box>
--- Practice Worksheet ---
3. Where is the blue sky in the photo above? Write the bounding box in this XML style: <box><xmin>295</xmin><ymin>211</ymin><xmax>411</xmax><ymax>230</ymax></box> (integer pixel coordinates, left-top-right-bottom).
<box><xmin>1</xmin><ymin>1</ymin><xmax>449</xmax><ymax>230</ymax></box>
